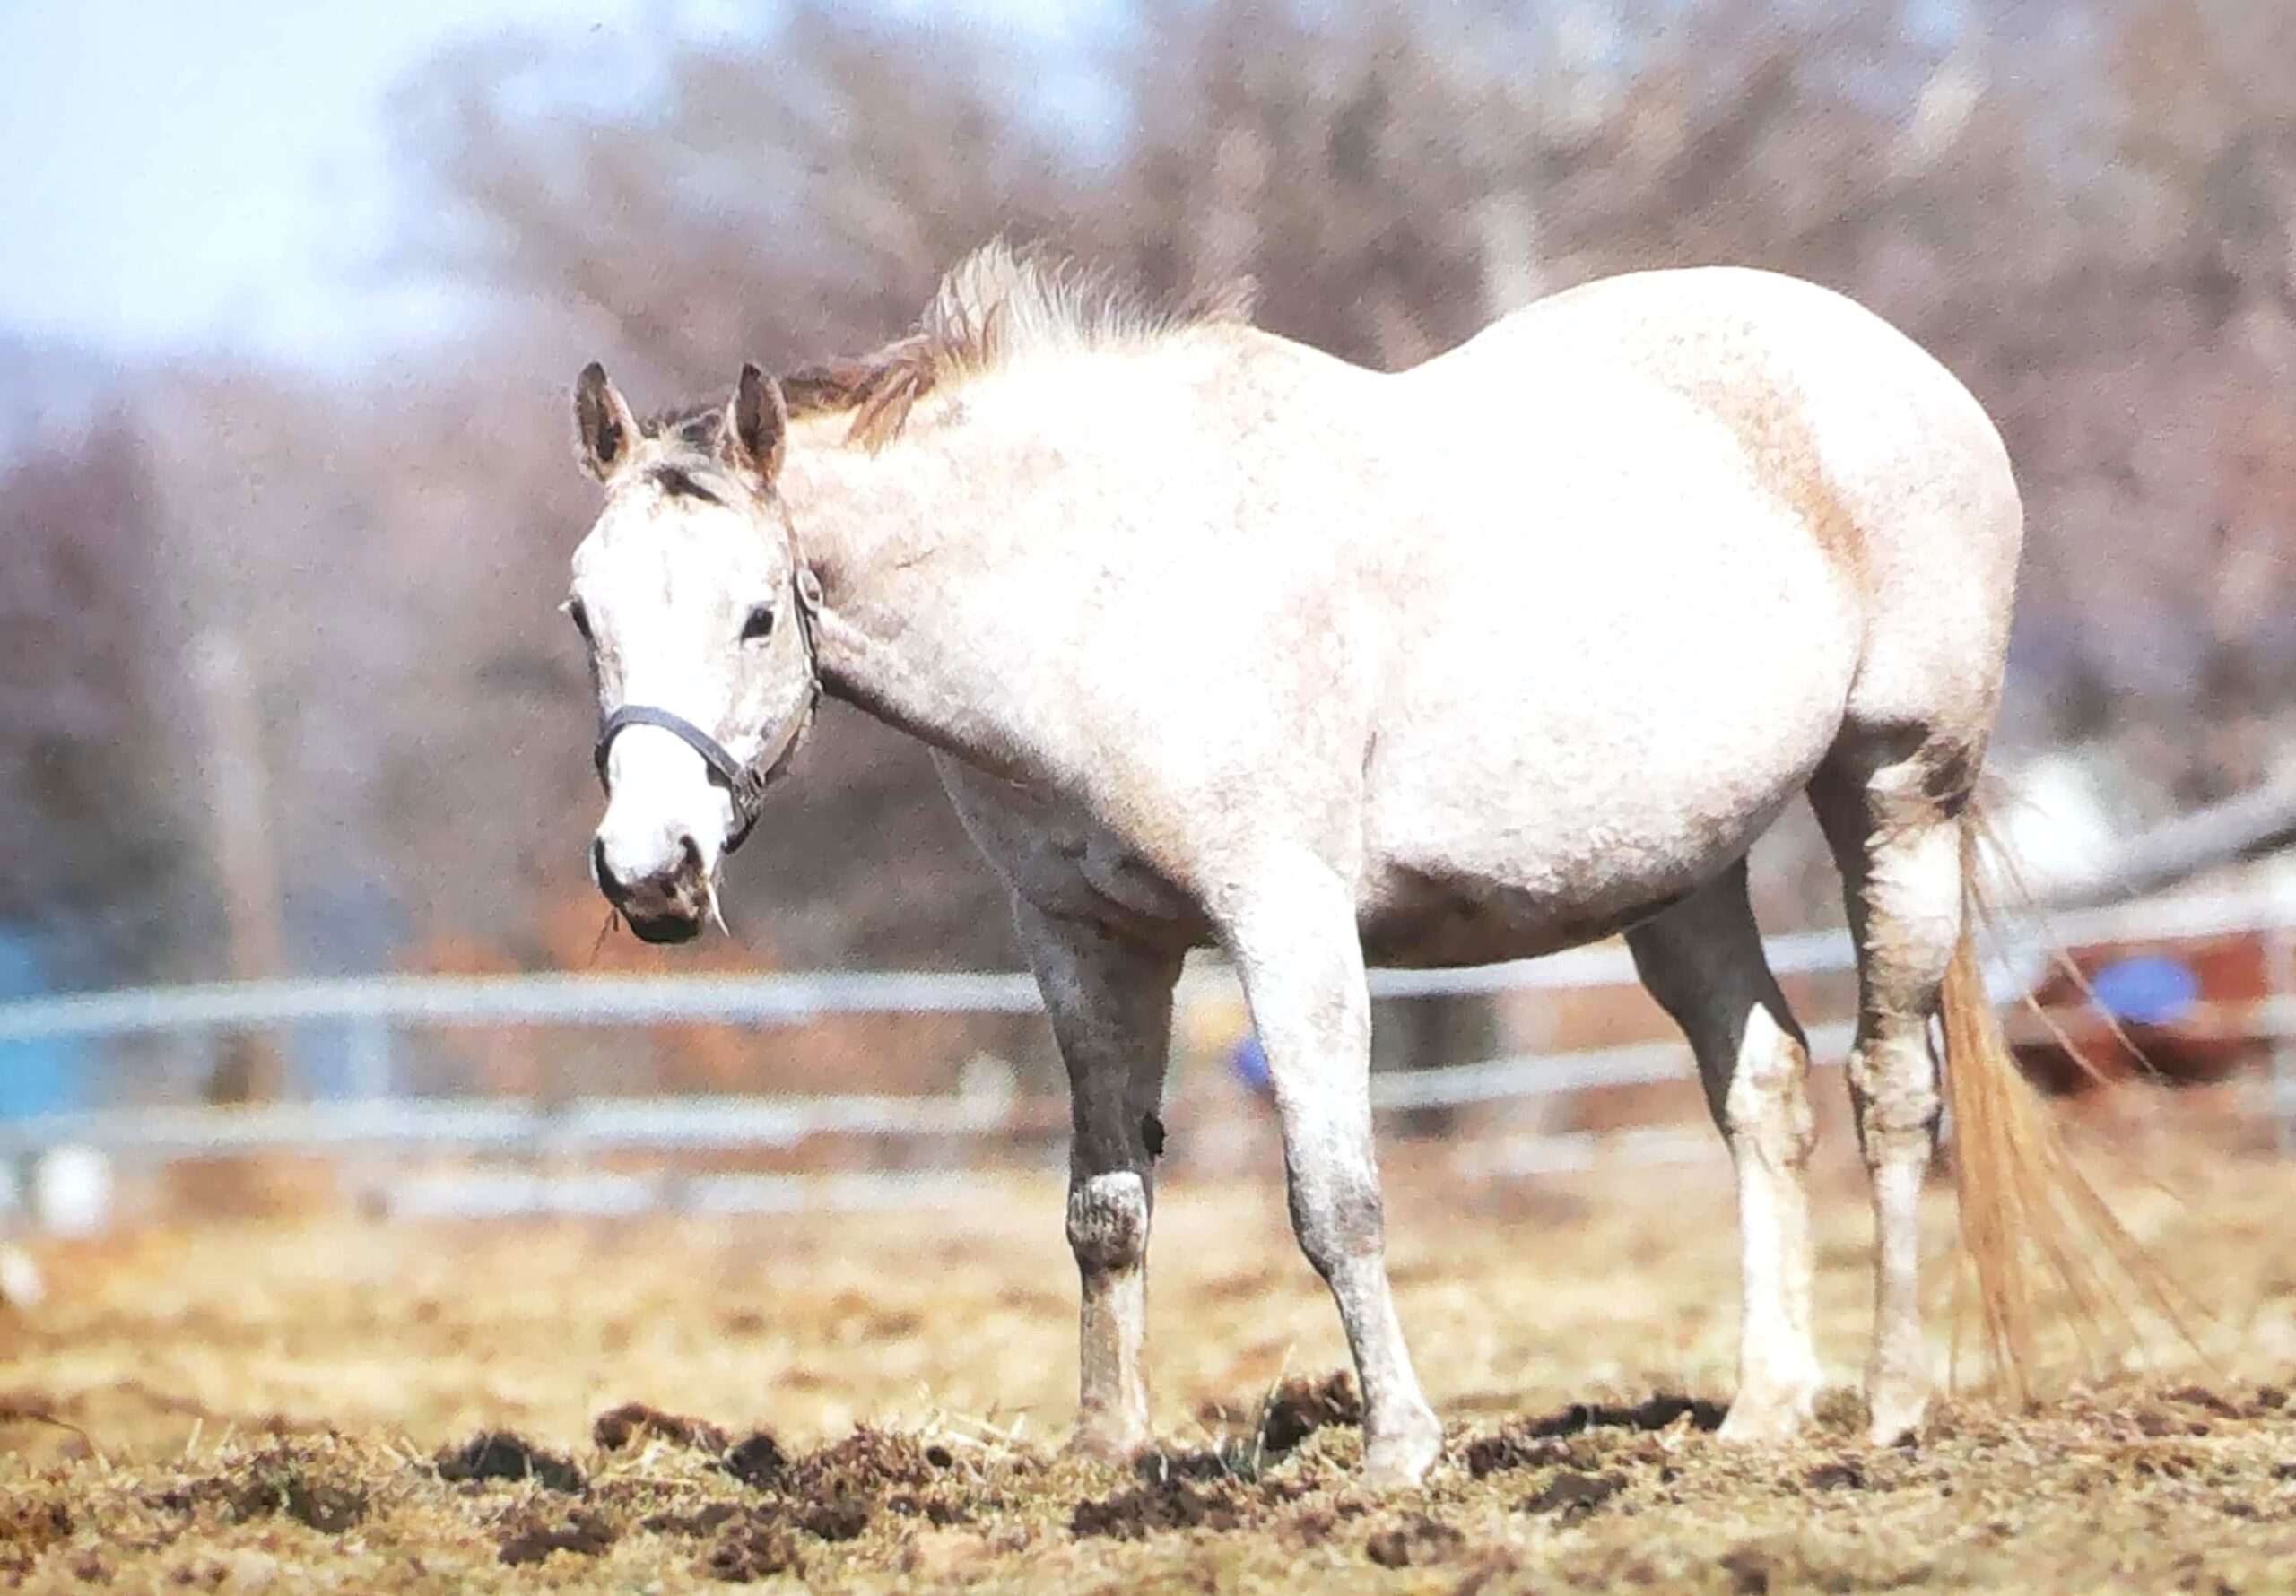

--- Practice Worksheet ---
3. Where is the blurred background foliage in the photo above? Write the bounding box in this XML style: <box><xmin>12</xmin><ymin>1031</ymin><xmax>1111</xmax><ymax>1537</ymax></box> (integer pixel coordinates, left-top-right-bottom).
<box><xmin>4</xmin><ymin>0</ymin><xmax>2293</xmax><ymax>1048</ymax></box>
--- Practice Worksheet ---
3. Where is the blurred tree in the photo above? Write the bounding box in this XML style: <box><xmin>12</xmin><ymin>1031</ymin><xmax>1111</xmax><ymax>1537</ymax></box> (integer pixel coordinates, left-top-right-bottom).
<box><xmin>2078</xmin><ymin>0</ymin><xmax>2296</xmax><ymax>801</ymax></box>
<box><xmin>362</xmin><ymin>0</ymin><xmax>2296</xmax><ymax>1041</ymax></box>
<box><xmin>0</xmin><ymin>418</ymin><xmax>196</xmax><ymax>984</ymax></box>
<box><xmin>70</xmin><ymin>0</ymin><xmax>2281</xmax><ymax>1086</ymax></box>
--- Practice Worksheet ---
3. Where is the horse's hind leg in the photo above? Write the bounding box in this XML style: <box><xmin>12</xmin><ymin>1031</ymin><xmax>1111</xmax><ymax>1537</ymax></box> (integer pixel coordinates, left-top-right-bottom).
<box><xmin>1012</xmin><ymin>898</ymin><xmax>1184</xmax><ymax>1461</ymax></box>
<box><xmin>1626</xmin><ymin>860</ymin><xmax>1823</xmax><ymax>1441</ymax></box>
<box><xmin>1810</xmin><ymin>742</ymin><xmax>1963</xmax><ymax>1444</ymax></box>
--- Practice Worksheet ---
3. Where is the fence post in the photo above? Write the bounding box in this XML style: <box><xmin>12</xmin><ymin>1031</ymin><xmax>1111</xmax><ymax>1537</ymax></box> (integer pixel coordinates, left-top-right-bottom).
<box><xmin>2269</xmin><ymin>883</ymin><xmax>2296</xmax><ymax>1157</ymax></box>
<box><xmin>192</xmin><ymin>633</ymin><xmax>287</xmax><ymax>1106</ymax></box>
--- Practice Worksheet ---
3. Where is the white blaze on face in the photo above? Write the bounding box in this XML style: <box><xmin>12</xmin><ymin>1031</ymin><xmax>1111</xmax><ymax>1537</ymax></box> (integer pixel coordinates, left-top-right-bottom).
<box><xmin>578</xmin><ymin>498</ymin><xmax>758</xmax><ymax>894</ymax></box>
<box><xmin>593</xmin><ymin>724</ymin><xmax>736</xmax><ymax>896</ymax></box>
<box><xmin>568</xmin><ymin>360</ymin><xmax>804</xmax><ymax>933</ymax></box>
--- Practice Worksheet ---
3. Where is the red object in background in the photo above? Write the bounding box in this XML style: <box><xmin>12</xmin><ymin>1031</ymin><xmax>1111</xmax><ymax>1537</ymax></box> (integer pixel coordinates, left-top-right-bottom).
<box><xmin>2008</xmin><ymin>932</ymin><xmax>2279</xmax><ymax>1095</ymax></box>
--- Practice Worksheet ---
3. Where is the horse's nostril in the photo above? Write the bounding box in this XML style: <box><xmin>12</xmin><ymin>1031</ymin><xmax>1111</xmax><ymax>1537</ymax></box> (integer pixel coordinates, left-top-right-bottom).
<box><xmin>677</xmin><ymin>832</ymin><xmax>702</xmax><ymax>875</ymax></box>
<box><xmin>591</xmin><ymin>836</ymin><xmax>615</xmax><ymax>890</ymax></box>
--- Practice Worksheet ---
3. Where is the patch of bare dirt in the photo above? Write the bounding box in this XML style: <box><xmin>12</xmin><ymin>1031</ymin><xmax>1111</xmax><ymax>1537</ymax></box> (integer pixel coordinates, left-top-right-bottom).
<box><xmin>1363</xmin><ymin>1513</ymin><xmax>1465</xmax><ymax>1566</ymax></box>
<box><xmin>1522</xmin><ymin>1467</ymin><xmax>1627</xmax><ymax>1518</ymax></box>
<box><xmin>697</xmin><ymin>1509</ymin><xmax>807</xmax><ymax>1582</ymax></box>
<box><xmin>433</xmin><ymin>1430</ymin><xmax>586</xmax><ymax>1493</ymax></box>
<box><xmin>1196</xmin><ymin>1370</ymin><xmax>1364</xmax><ymax>1459</ymax></box>
<box><xmin>146</xmin><ymin>1442</ymin><xmax>370</xmax><ymax>1532</ymax></box>
<box><xmin>591</xmin><ymin>1401</ymin><xmax>729</xmax><ymax>1453</ymax></box>
<box><xmin>1070</xmin><ymin>1476</ymin><xmax>1247</xmax><ymax>1540</ymax></box>
<box><xmin>497</xmin><ymin>1506</ymin><xmax>619</xmax><ymax>1566</ymax></box>
<box><xmin>4</xmin><ymin>1146</ymin><xmax>2292</xmax><ymax>1592</ymax></box>
<box><xmin>0</xmin><ymin>1499</ymin><xmax>72</xmax><ymax>1581</ymax></box>
<box><xmin>718</xmin><ymin>1429</ymin><xmax>788</xmax><ymax>1488</ymax></box>
<box><xmin>1527</xmin><ymin>1393</ymin><xmax>1726</xmax><ymax>1437</ymax></box>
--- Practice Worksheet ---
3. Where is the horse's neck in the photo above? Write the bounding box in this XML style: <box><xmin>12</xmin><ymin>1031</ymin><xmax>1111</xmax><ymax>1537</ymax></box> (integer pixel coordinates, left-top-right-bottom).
<box><xmin>781</xmin><ymin>429</ymin><xmax>1080</xmax><ymax>785</ymax></box>
<box><xmin>778</xmin><ymin>332</ymin><xmax>1350</xmax><ymax>791</ymax></box>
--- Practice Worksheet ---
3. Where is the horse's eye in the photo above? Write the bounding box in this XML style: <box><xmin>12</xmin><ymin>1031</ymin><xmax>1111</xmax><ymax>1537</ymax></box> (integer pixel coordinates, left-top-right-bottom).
<box><xmin>566</xmin><ymin>598</ymin><xmax>593</xmax><ymax>643</ymax></box>
<box><xmin>742</xmin><ymin>603</ymin><xmax>776</xmax><ymax>643</ymax></box>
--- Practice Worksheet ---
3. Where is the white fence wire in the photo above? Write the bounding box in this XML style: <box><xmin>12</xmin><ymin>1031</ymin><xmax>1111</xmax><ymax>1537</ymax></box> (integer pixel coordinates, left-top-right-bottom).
<box><xmin>4</xmin><ymin>884</ymin><xmax>2295</xmax><ymax>1219</ymax></box>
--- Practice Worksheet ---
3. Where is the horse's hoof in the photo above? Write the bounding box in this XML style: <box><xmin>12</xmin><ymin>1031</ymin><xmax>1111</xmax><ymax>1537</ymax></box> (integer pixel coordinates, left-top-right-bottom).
<box><xmin>1361</xmin><ymin>1407</ymin><xmax>1443</xmax><ymax>1488</ymax></box>
<box><xmin>1065</xmin><ymin>1425</ymin><xmax>1148</xmax><ymax>1466</ymax></box>
<box><xmin>1716</xmin><ymin>1387</ymin><xmax>1818</xmax><ymax>1444</ymax></box>
<box><xmin>1865</xmin><ymin>1386</ymin><xmax>1927</xmax><ymax>1448</ymax></box>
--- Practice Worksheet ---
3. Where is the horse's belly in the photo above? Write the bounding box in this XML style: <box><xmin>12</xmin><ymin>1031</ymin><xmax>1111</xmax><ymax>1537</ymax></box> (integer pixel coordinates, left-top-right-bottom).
<box><xmin>1357</xmin><ymin>632</ymin><xmax>1852</xmax><ymax>967</ymax></box>
<box><xmin>1357</xmin><ymin>754</ymin><xmax>1815</xmax><ymax>967</ymax></box>
<box><xmin>1352</xmin><ymin>442</ymin><xmax>1861</xmax><ymax>966</ymax></box>
<box><xmin>1355</xmin><ymin>789</ymin><xmax>1793</xmax><ymax>967</ymax></box>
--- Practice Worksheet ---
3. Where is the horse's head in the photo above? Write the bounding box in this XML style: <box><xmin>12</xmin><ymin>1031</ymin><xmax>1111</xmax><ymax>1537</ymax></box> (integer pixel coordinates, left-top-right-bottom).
<box><xmin>566</xmin><ymin>361</ymin><xmax>820</xmax><ymax>943</ymax></box>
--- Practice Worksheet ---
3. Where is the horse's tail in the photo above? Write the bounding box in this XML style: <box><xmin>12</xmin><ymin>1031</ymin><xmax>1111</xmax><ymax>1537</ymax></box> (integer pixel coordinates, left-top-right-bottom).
<box><xmin>1940</xmin><ymin>805</ymin><xmax>2184</xmax><ymax>1392</ymax></box>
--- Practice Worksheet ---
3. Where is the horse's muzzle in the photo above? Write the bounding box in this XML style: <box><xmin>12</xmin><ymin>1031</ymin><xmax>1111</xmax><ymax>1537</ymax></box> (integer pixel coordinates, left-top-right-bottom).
<box><xmin>623</xmin><ymin>906</ymin><xmax>702</xmax><ymax>945</ymax></box>
<box><xmin>593</xmin><ymin>833</ymin><xmax>708</xmax><ymax>942</ymax></box>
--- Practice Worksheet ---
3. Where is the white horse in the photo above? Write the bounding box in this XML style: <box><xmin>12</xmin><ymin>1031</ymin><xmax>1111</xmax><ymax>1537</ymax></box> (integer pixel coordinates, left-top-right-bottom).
<box><xmin>566</xmin><ymin>244</ymin><xmax>2134</xmax><ymax>1484</ymax></box>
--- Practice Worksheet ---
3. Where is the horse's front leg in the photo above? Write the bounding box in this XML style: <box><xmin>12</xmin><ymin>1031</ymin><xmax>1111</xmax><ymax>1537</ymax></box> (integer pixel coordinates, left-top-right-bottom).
<box><xmin>1217</xmin><ymin>851</ymin><xmax>1442</xmax><ymax>1486</ymax></box>
<box><xmin>1012</xmin><ymin>898</ymin><xmax>1183</xmax><ymax>1462</ymax></box>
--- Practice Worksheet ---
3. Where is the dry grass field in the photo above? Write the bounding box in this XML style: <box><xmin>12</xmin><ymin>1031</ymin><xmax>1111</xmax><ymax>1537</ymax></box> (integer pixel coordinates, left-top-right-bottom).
<box><xmin>5</xmin><ymin>1124</ymin><xmax>2296</xmax><ymax>1592</ymax></box>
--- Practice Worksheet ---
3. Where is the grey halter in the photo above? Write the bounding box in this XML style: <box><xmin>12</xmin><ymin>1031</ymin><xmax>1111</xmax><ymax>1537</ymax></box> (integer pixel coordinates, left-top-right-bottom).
<box><xmin>592</xmin><ymin>562</ymin><xmax>822</xmax><ymax>854</ymax></box>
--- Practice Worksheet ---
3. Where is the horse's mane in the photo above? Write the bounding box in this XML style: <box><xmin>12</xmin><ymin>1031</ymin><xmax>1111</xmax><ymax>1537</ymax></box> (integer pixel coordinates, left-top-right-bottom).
<box><xmin>765</xmin><ymin>240</ymin><xmax>1256</xmax><ymax>450</ymax></box>
<box><xmin>631</xmin><ymin>242</ymin><xmax>1252</xmax><ymax>460</ymax></box>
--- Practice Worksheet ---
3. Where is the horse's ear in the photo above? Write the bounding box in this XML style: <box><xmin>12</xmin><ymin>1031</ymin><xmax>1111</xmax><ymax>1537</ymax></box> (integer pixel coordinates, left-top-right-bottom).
<box><xmin>574</xmin><ymin>361</ymin><xmax>639</xmax><ymax>483</ymax></box>
<box><xmin>726</xmin><ymin>363</ymin><xmax>787</xmax><ymax>486</ymax></box>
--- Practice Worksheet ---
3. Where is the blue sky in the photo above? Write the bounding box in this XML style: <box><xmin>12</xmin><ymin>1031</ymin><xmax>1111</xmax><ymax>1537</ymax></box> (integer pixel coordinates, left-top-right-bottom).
<box><xmin>0</xmin><ymin>0</ymin><xmax>1078</xmax><ymax>372</ymax></box>
<box><xmin>2</xmin><ymin>0</ymin><xmax>635</xmax><ymax>367</ymax></box>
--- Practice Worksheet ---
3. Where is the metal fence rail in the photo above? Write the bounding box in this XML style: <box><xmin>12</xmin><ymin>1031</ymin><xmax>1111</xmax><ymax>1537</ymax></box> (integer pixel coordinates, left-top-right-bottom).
<box><xmin>0</xmin><ymin>969</ymin><xmax>1047</xmax><ymax>1045</ymax></box>
<box><xmin>0</xmin><ymin>1092</ymin><xmax>1060</xmax><ymax>1160</ymax></box>
<box><xmin>4</xmin><ymin>883</ymin><xmax>2294</xmax><ymax>1219</ymax></box>
<box><xmin>6</xmin><ymin>880</ymin><xmax>2292</xmax><ymax>1048</ymax></box>
<box><xmin>9</xmin><ymin>1000</ymin><xmax>2292</xmax><ymax>1162</ymax></box>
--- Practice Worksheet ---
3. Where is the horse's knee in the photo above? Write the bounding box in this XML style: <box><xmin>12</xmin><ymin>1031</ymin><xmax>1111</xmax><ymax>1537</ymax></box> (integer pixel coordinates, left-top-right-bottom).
<box><xmin>1067</xmin><ymin>1170</ymin><xmax>1150</xmax><ymax>1276</ymax></box>
<box><xmin>1286</xmin><ymin>1163</ymin><xmax>1385</xmax><ymax>1279</ymax></box>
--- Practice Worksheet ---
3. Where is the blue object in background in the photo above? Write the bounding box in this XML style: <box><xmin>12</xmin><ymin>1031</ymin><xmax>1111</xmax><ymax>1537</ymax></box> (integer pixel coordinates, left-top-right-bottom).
<box><xmin>289</xmin><ymin>879</ymin><xmax>407</xmax><ymax>1099</ymax></box>
<box><xmin>2088</xmin><ymin>954</ymin><xmax>2202</xmax><ymax>1027</ymax></box>
<box><xmin>1229</xmin><ymin>1030</ymin><xmax>1271</xmax><ymax>1097</ymax></box>
<box><xmin>0</xmin><ymin>927</ymin><xmax>87</xmax><ymax>1118</ymax></box>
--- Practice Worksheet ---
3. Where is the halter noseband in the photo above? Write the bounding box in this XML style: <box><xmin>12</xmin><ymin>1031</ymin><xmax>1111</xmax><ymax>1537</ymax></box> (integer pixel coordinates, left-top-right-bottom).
<box><xmin>591</xmin><ymin>550</ymin><xmax>823</xmax><ymax>856</ymax></box>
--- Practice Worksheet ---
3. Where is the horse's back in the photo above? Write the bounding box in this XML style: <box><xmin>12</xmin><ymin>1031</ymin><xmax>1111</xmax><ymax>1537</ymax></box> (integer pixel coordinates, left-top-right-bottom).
<box><xmin>1397</xmin><ymin>266</ymin><xmax>2020</xmax><ymax>746</ymax></box>
<box><xmin>1352</xmin><ymin>268</ymin><xmax>2021</xmax><ymax>963</ymax></box>
<box><xmin>1438</xmin><ymin>266</ymin><xmax>2017</xmax><ymax>546</ymax></box>
<box><xmin>1443</xmin><ymin>266</ymin><xmax>2022</xmax><ymax>732</ymax></box>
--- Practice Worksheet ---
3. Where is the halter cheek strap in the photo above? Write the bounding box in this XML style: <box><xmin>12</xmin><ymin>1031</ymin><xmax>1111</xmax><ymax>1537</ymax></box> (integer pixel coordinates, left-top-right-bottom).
<box><xmin>591</xmin><ymin>557</ymin><xmax>822</xmax><ymax>856</ymax></box>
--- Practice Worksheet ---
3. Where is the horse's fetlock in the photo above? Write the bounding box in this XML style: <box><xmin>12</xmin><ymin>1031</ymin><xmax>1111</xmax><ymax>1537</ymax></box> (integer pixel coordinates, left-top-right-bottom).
<box><xmin>1067</xmin><ymin>1171</ymin><xmax>1150</xmax><ymax>1275</ymax></box>
<box><xmin>1859</xmin><ymin>1106</ymin><xmax>1938</xmax><ymax>1171</ymax></box>
<box><xmin>1858</xmin><ymin>1072</ymin><xmax>1942</xmax><ymax>1141</ymax></box>
<box><xmin>1847</xmin><ymin>1039</ymin><xmax>1938</xmax><ymax>1124</ymax></box>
